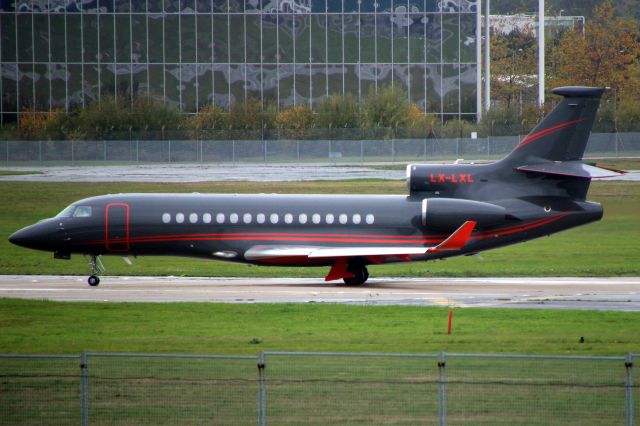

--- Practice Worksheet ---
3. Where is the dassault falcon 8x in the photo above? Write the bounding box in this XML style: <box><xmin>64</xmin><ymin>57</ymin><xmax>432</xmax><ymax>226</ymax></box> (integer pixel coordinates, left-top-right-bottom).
<box><xmin>9</xmin><ymin>87</ymin><xmax>622</xmax><ymax>286</ymax></box>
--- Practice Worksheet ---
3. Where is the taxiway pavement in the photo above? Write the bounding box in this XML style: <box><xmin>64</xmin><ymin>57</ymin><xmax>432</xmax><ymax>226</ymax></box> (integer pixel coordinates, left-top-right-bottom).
<box><xmin>0</xmin><ymin>164</ymin><xmax>638</xmax><ymax>183</ymax></box>
<box><xmin>1</xmin><ymin>276</ymin><xmax>639</xmax><ymax>310</ymax></box>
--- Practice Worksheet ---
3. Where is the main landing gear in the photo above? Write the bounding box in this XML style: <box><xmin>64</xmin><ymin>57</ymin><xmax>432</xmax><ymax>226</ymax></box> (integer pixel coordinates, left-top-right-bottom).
<box><xmin>86</xmin><ymin>255</ymin><xmax>104</xmax><ymax>287</ymax></box>
<box><xmin>343</xmin><ymin>265</ymin><xmax>369</xmax><ymax>286</ymax></box>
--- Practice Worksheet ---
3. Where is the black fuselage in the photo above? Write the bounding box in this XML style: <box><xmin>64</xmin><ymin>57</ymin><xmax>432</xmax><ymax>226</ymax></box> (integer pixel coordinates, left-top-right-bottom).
<box><xmin>10</xmin><ymin>188</ymin><xmax>602</xmax><ymax>267</ymax></box>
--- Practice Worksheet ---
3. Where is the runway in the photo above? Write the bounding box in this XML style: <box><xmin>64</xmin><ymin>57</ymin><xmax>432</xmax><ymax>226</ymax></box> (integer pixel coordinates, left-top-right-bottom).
<box><xmin>1</xmin><ymin>275</ymin><xmax>639</xmax><ymax>310</ymax></box>
<box><xmin>0</xmin><ymin>164</ymin><xmax>638</xmax><ymax>183</ymax></box>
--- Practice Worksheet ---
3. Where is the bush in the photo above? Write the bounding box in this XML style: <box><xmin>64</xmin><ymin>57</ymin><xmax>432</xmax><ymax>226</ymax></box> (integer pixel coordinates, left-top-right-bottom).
<box><xmin>315</xmin><ymin>94</ymin><xmax>360</xmax><ymax>129</ymax></box>
<box><xmin>228</xmin><ymin>98</ymin><xmax>264</xmax><ymax>130</ymax></box>
<box><xmin>614</xmin><ymin>97</ymin><xmax>640</xmax><ymax>132</ymax></box>
<box><xmin>403</xmin><ymin>104</ymin><xmax>439</xmax><ymax>138</ymax></box>
<box><xmin>361</xmin><ymin>86</ymin><xmax>410</xmax><ymax>136</ymax></box>
<box><xmin>439</xmin><ymin>119</ymin><xmax>478</xmax><ymax>139</ymax></box>
<box><xmin>17</xmin><ymin>108</ymin><xmax>64</xmax><ymax>140</ymax></box>
<box><xmin>478</xmin><ymin>106</ymin><xmax>522</xmax><ymax>137</ymax></box>
<box><xmin>130</xmin><ymin>97</ymin><xmax>184</xmax><ymax>132</ymax></box>
<box><xmin>185</xmin><ymin>104</ymin><xmax>227</xmax><ymax>139</ymax></box>
<box><xmin>276</xmin><ymin>104</ymin><xmax>314</xmax><ymax>139</ymax></box>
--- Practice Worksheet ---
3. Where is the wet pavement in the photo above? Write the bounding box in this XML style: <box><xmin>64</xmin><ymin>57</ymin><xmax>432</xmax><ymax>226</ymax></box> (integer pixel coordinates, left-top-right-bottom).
<box><xmin>0</xmin><ymin>163</ymin><xmax>638</xmax><ymax>182</ymax></box>
<box><xmin>1</xmin><ymin>275</ymin><xmax>639</xmax><ymax>310</ymax></box>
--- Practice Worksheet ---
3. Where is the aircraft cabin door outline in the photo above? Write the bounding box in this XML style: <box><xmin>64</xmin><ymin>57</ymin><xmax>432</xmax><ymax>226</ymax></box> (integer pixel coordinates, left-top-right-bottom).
<box><xmin>105</xmin><ymin>203</ymin><xmax>130</xmax><ymax>252</ymax></box>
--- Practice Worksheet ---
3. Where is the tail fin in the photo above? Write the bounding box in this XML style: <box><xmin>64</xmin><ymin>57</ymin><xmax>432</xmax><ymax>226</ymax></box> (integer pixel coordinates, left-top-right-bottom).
<box><xmin>503</xmin><ymin>87</ymin><xmax>607</xmax><ymax>165</ymax></box>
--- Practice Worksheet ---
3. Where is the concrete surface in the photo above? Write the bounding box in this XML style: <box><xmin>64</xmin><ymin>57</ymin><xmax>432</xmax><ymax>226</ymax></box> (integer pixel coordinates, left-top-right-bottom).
<box><xmin>1</xmin><ymin>275</ymin><xmax>639</xmax><ymax>310</ymax></box>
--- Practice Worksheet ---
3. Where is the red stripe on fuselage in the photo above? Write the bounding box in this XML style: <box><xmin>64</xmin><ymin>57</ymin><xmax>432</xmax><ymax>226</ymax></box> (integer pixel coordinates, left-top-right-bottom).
<box><xmin>81</xmin><ymin>214</ymin><xmax>568</xmax><ymax>248</ymax></box>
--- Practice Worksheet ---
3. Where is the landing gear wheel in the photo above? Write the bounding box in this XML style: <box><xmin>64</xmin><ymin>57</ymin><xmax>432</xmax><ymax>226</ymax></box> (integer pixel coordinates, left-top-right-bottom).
<box><xmin>86</xmin><ymin>254</ymin><xmax>104</xmax><ymax>287</ymax></box>
<box><xmin>343</xmin><ymin>265</ymin><xmax>369</xmax><ymax>286</ymax></box>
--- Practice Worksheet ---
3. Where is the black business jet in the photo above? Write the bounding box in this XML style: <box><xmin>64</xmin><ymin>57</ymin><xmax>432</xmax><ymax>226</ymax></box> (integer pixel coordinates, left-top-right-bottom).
<box><xmin>9</xmin><ymin>87</ymin><xmax>622</xmax><ymax>286</ymax></box>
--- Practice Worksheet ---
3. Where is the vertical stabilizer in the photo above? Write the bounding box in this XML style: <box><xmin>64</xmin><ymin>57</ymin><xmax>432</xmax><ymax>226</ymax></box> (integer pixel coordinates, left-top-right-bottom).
<box><xmin>503</xmin><ymin>87</ymin><xmax>606</xmax><ymax>165</ymax></box>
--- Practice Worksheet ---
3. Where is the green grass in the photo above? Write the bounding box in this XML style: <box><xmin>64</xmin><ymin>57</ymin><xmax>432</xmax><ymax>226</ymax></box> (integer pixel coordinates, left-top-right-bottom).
<box><xmin>1</xmin><ymin>180</ymin><xmax>639</xmax><ymax>277</ymax></box>
<box><xmin>0</xmin><ymin>170</ymin><xmax>42</xmax><ymax>176</ymax></box>
<box><xmin>1</xmin><ymin>299</ymin><xmax>638</xmax><ymax>355</ymax></box>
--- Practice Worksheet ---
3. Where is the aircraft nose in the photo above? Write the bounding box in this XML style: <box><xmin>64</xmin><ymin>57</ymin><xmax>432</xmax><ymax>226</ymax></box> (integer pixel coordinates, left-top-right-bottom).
<box><xmin>8</xmin><ymin>225</ymin><xmax>43</xmax><ymax>250</ymax></box>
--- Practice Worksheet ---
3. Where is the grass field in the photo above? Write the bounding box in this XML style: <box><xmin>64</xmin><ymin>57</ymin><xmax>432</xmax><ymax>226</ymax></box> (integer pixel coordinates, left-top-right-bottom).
<box><xmin>1</xmin><ymin>180</ymin><xmax>639</xmax><ymax>277</ymax></box>
<box><xmin>1</xmin><ymin>298</ymin><xmax>638</xmax><ymax>355</ymax></box>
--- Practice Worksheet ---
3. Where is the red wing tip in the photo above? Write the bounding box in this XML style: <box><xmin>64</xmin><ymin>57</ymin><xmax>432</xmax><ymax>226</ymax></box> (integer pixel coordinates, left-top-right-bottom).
<box><xmin>428</xmin><ymin>221</ymin><xmax>476</xmax><ymax>253</ymax></box>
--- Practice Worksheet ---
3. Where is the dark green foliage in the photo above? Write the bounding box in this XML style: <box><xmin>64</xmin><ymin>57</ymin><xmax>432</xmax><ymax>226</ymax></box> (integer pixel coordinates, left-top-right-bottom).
<box><xmin>315</xmin><ymin>94</ymin><xmax>360</xmax><ymax>129</ymax></box>
<box><xmin>361</xmin><ymin>86</ymin><xmax>411</xmax><ymax>134</ymax></box>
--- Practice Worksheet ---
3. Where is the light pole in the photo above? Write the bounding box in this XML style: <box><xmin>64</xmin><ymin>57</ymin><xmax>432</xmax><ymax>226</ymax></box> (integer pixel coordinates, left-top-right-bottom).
<box><xmin>538</xmin><ymin>0</ymin><xmax>545</xmax><ymax>107</ymax></box>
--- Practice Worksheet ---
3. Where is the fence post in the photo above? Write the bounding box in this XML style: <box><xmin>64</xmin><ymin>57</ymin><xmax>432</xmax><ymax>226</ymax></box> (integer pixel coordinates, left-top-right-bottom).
<box><xmin>625</xmin><ymin>353</ymin><xmax>634</xmax><ymax>426</ymax></box>
<box><xmin>257</xmin><ymin>352</ymin><xmax>266</xmax><ymax>426</ymax></box>
<box><xmin>437</xmin><ymin>352</ymin><xmax>447</xmax><ymax>426</ymax></box>
<box><xmin>232</xmin><ymin>140</ymin><xmax>236</xmax><ymax>163</ymax></box>
<box><xmin>392</xmin><ymin>138</ymin><xmax>395</xmax><ymax>162</ymax></box>
<box><xmin>80</xmin><ymin>352</ymin><xmax>89</xmax><ymax>426</ymax></box>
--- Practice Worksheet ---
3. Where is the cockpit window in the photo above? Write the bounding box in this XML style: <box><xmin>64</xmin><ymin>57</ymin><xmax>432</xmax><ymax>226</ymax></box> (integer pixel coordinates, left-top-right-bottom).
<box><xmin>55</xmin><ymin>205</ymin><xmax>76</xmax><ymax>218</ymax></box>
<box><xmin>73</xmin><ymin>206</ymin><xmax>92</xmax><ymax>217</ymax></box>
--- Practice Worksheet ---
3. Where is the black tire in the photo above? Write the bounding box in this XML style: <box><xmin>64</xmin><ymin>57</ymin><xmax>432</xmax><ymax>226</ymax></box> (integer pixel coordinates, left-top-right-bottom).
<box><xmin>88</xmin><ymin>275</ymin><xmax>100</xmax><ymax>286</ymax></box>
<box><xmin>343</xmin><ymin>266</ymin><xmax>369</xmax><ymax>286</ymax></box>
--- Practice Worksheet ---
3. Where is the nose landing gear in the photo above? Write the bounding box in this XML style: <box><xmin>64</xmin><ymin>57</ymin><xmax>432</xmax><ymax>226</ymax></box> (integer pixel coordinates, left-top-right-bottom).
<box><xmin>86</xmin><ymin>255</ymin><xmax>104</xmax><ymax>286</ymax></box>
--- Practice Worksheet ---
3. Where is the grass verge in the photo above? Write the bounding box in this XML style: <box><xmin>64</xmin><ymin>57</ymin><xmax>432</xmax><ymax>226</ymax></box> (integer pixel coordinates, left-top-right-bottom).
<box><xmin>1</xmin><ymin>180</ymin><xmax>639</xmax><ymax>277</ymax></box>
<box><xmin>1</xmin><ymin>299</ymin><xmax>638</xmax><ymax>355</ymax></box>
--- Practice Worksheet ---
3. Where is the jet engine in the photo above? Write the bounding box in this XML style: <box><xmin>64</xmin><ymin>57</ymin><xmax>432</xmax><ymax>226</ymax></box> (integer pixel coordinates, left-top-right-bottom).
<box><xmin>421</xmin><ymin>198</ymin><xmax>506</xmax><ymax>230</ymax></box>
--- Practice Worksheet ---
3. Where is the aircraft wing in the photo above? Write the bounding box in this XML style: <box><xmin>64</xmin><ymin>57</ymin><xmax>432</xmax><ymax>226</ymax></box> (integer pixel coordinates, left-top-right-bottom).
<box><xmin>245</xmin><ymin>221</ymin><xmax>476</xmax><ymax>281</ymax></box>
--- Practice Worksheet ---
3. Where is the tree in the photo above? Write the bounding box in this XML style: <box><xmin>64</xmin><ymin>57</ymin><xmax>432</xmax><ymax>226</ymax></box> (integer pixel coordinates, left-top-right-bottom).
<box><xmin>550</xmin><ymin>1</ymin><xmax>640</xmax><ymax>98</ymax></box>
<box><xmin>490</xmin><ymin>28</ymin><xmax>537</xmax><ymax>109</ymax></box>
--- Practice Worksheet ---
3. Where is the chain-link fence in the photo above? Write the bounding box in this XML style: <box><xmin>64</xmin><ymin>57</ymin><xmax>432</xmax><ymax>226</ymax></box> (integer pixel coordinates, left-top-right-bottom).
<box><xmin>1</xmin><ymin>352</ymin><xmax>637</xmax><ymax>425</ymax></box>
<box><xmin>1</xmin><ymin>133</ymin><xmax>639</xmax><ymax>165</ymax></box>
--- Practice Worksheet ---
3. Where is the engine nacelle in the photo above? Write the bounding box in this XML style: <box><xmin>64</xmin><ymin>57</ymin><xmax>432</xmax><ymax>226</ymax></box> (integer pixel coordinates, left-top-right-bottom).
<box><xmin>422</xmin><ymin>198</ymin><xmax>506</xmax><ymax>230</ymax></box>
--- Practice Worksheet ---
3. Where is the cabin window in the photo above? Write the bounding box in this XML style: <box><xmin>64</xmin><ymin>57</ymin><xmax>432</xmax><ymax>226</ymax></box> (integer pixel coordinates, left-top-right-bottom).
<box><xmin>270</xmin><ymin>213</ymin><xmax>279</xmax><ymax>224</ymax></box>
<box><xmin>56</xmin><ymin>205</ymin><xmax>76</xmax><ymax>217</ymax></box>
<box><xmin>203</xmin><ymin>213</ymin><xmax>212</xmax><ymax>224</ymax></box>
<box><xmin>176</xmin><ymin>213</ymin><xmax>185</xmax><ymax>224</ymax></box>
<box><xmin>243</xmin><ymin>213</ymin><xmax>252</xmax><ymax>224</ymax></box>
<box><xmin>257</xmin><ymin>213</ymin><xmax>266</xmax><ymax>224</ymax></box>
<box><xmin>352</xmin><ymin>214</ymin><xmax>361</xmax><ymax>224</ymax></box>
<box><xmin>299</xmin><ymin>213</ymin><xmax>308</xmax><ymax>224</ymax></box>
<box><xmin>284</xmin><ymin>213</ymin><xmax>293</xmax><ymax>224</ymax></box>
<box><xmin>312</xmin><ymin>213</ymin><xmax>321</xmax><ymax>224</ymax></box>
<box><xmin>162</xmin><ymin>213</ymin><xmax>171</xmax><ymax>224</ymax></box>
<box><xmin>189</xmin><ymin>213</ymin><xmax>198</xmax><ymax>224</ymax></box>
<box><xmin>73</xmin><ymin>206</ymin><xmax>92</xmax><ymax>218</ymax></box>
<box><xmin>216</xmin><ymin>213</ymin><xmax>225</xmax><ymax>224</ymax></box>
<box><xmin>230</xmin><ymin>213</ymin><xmax>239</xmax><ymax>224</ymax></box>
<box><xmin>338</xmin><ymin>214</ymin><xmax>348</xmax><ymax>224</ymax></box>
<box><xmin>325</xmin><ymin>213</ymin><xmax>335</xmax><ymax>224</ymax></box>
<box><xmin>366</xmin><ymin>214</ymin><xmax>375</xmax><ymax>224</ymax></box>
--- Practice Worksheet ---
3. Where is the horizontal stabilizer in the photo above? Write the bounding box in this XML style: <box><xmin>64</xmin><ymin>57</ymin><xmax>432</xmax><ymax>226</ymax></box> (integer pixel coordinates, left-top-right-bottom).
<box><xmin>515</xmin><ymin>161</ymin><xmax>625</xmax><ymax>179</ymax></box>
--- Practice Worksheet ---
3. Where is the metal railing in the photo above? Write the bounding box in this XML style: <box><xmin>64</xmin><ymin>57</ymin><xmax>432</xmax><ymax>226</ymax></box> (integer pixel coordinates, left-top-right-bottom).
<box><xmin>0</xmin><ymin>351</ymin><xmax>637</xmax><ymax>425</ymax></box>
<box><xmin>1</xmin><ymin>133</ymin><xmax>639</xmax><ymax>165</ymax></box>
